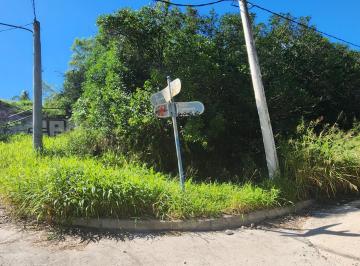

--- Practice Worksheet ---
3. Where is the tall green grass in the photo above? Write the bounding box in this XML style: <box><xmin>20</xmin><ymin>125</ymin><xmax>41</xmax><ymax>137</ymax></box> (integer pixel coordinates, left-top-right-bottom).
<box><xmin>2</xmin><ymin>122</ymin><xmax>358</xmax><ymax>222</ymax></box>
<box><xmin>280</xmin><ymin>122</ymin><xmax>360</xmax><ymax>199</ymax></box>
<box><xmin>0</xmin><ymin>135</ymin><xmax>279</xmax><ymax>221</ymax></box>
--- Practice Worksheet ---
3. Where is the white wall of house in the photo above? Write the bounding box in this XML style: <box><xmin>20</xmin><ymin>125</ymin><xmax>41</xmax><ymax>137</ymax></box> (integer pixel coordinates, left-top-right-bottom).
<box><xmin>48</xmin><ymin>120</ymin><xmax>66</xmax><ymax>136</ymax></box>
<box><xmin>7</xmin><ymin>116</ymin><xmax>69</xmax><ymax>136</ymax></box>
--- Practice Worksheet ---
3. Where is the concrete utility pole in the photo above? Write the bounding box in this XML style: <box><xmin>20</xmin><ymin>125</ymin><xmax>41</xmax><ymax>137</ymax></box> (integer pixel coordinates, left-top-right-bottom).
<box><xmin>238</xmin><ymin>0</ymin><xmax>279</xmax><ymax>178</ymax></box>
<box><xmin>33</xmin><ymin>19</ymin><xmax>42</xmax><ymax>150</ymax></box>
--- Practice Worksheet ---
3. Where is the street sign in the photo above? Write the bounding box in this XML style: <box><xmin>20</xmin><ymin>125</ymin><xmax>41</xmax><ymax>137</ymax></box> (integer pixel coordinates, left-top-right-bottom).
<box><xmin>154</xmin><ymin>102</ymin><xmax>204</xmax><ymax>118</ymax></box>
<box><xmin>154</xmin><ymin>103</ymin><xmax>171</xmax><ymax>118</ymax></box>
<box><xmin>150</xmin><ymin>78</ymin><xmax>181</xmax><ymax>106</ymax></box>
<box><xmin>150</xmin><ymin>77</ymin><xmax>205</xmax><ymax>191</ymax></box>
<box><xmin>176</xmin><ymin>101</ymin><xmax>204</xmax><ymax>117</ymax></box>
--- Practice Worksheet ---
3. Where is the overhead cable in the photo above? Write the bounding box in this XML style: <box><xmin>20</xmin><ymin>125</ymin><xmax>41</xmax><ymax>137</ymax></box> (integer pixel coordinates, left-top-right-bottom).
<box><xmin>155</xmin><ymin>0</ymin><xmax>227</xmax><ymax>7</ymax></box>
<box><xmin>31</xmin><ymin>0</ymin><xmax>37</xmax><ymax>20</ymax></box>
<box><xmin>155</xmin><ymin>0</ymin><xmax>360</xmax><ymax>49</ymax></box>
<box><xmin>0</xmin><ymin>22</ymin><xmax>33</xmax><ymax>33</ymax></box>
<box><xmin>247</xmin><ymin>1</ymin><xmax>360</xmax><ymax>49</ymax></box>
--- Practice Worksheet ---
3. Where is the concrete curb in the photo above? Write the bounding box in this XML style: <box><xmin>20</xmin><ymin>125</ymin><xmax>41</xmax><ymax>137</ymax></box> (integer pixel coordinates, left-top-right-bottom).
<box><xmin>70</xmin><ymin>200</ymin><xmax>313</xmax><ymax>232</ymax></box>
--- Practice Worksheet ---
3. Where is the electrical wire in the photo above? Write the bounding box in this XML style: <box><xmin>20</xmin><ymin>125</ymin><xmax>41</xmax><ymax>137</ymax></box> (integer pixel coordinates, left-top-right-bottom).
<box><xmin>0</xmin><ymin>23</ymin><xmax>32</xmax><ymax>33</ymax></box>
<box><xmin>31</xmin><ymin>0</ymin><xmax>37</xmax><ymax>20</ymax></box>
<box><xmin>247</xmin><ymin>1</ymin><xmax>360</xmax><ymax>49</ymax></box>
<box><xmin>155</xmin><ymin>0</ymin><xmax>227</xmax><ymax>7</ymax></box>
<box><xmin>0</xmin><ymin>27</ymin><xmax>19</xmax><ymax>33</ymax></box>
<box><xmin>0</xmin><ymin>22</ymin><xmax>33</xmax><ymax>33</ymax></box>
<box><xmin>155</xmin><ymin>0</ymin><xmax>360</xmax><ymax>49</ymax></box>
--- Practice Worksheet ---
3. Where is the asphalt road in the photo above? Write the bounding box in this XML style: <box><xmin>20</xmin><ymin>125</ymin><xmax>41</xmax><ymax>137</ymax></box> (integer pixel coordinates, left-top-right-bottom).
<box><xmin>0</xmin><ymin>200</ymin><xmax>359</xmax><ymax>266</ymax></box>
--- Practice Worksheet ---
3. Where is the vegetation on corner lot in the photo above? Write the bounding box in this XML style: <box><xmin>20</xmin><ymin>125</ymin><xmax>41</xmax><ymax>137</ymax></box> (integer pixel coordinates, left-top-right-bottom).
<box><xmin>1</xmin><ymin>4</ymin><xmax>360</xmax><ymax>222</ymax></box>
<box><xmin>0</xmin><ymin>122</ymin><xmax>359</xmax><ymax>221</ymax></box>
<box><xmin>0</xmin><ymin>135</ymin><xmax>279</xmax><ymax>221</ymax></box>
<box><xmin>50</xmin><ymin>4</ymin><xmax>360</xmax><ymax>180</ymax></box>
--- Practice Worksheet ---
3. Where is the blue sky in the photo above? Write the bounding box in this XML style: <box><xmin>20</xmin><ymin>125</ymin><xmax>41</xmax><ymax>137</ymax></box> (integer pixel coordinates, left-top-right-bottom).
<box><xmin>1</xmin><ymin>0</ymin><xmax>359</xmax><ymax>99</ymax></box>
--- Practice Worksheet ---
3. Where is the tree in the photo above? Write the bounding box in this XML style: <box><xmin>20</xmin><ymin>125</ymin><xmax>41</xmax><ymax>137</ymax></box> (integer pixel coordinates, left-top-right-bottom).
<box><xmin>49</xmin><ymin>38</ymin><xmax>94</xmax><ymax>113</ymax></box>
<box><xmin>64</xmin><ymin>4</ymin><xmax>360</xmax><ymax>180</ymax></box>
<box><xmin>12</xmin><ymin>90</ymin><xmax>30</xmax><ymax>101</ymax></box>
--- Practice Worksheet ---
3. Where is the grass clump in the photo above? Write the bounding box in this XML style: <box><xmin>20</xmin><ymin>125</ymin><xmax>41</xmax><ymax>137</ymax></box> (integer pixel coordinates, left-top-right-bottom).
<box><xmin>0</xmin><ymin>135</ymin><xmax>279</xmax><ymax>221</ymax></box>
<box><xmin>280</xmin><ymin>121</ymin><xmax>360</xmax><ymax>199</ymax></box>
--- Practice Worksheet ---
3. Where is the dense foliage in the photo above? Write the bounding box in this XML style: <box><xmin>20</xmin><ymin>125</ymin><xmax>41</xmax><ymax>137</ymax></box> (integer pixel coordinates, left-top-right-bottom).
<box><xmin>59</xmin><ymin>4</ymin><xmax>360</xmax><ymax>180</ymax></box>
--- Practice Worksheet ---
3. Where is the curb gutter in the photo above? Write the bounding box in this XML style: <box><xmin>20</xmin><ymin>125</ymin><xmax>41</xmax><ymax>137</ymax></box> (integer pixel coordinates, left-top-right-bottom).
<box><xmin>71</xmin><ymin>200</ymin><xmax>313</xmax><ymax>232</ymax></box>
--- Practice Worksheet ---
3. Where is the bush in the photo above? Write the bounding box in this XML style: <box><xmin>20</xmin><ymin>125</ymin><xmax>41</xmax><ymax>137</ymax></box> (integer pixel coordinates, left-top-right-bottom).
<box><xmin>44</xmin><ymin>127</ymin><xmax>106</xmax><ymax>157</ymax></box>
<box><xmin>280</xmin><ymin>122</ymin><xmax>360</xmax><ymax>199</ymax></box>
<box><xmin>0</xmin><ymin>133</ymin><xmax>10</xmax><ymax>142</ymax></box>
<box><xmin>0</xmin><ymin>135</ymin><xmax>279</xmax><ymax>221</ymax></box>
<box><xmin>63</xmin><ymin>5</ymin><xmax>360</xmax><ymax>181</ymax></box>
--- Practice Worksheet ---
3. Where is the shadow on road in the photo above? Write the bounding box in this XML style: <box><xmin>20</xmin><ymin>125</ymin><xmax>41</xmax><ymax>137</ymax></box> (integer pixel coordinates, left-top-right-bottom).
<box><xmin>279</xmin><ymin>223</ymin><xmax>360</xmax><ymax>238</ymax></box>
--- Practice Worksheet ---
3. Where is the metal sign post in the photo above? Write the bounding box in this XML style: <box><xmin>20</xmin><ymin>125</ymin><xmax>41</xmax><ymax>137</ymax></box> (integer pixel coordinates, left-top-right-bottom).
<box><xmin>151</xmin><ymin>77</ymin><xmax>205</xmax><ymax>191</ymax></box>
<box><xmin>167</xmin><ymin>76</ymin><xmax>185</xmax><ymax>191</ymax></box>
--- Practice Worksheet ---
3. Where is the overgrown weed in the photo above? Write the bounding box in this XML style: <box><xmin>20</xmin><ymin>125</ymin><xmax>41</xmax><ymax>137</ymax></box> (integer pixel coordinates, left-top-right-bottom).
<box><xmin>280</xmin><ymin>121</ymin><xmax>360</xmax><ymax>199</ymax></box>
<box><xmin>0</xmin><ymin>135</ymin><xmax>279</xmax><ymax>221</ymax></box>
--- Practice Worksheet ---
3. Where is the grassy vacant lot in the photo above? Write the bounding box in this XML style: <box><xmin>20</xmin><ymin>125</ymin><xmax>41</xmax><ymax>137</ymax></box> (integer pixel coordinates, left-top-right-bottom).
<box><xmin>0</xmin><ymin>123</ymin><xmax>359</xmax><ymax>222</ymax></box>
<box><xmin>0</xmin><ymin>135</ymin><xmax>279</xmax><ymax>221</ymax></box>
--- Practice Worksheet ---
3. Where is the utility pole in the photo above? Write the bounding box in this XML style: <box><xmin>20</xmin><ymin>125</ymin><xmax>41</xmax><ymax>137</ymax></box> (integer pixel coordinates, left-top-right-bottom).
<box><xmin>33</xmin><ymin>19</ymin><xmax>42</xmax><ymax>150</ymax></box>
<box><xmin>238</xmin><ymin>0</ymin><xmax>279</xmax><ymax>178</ymax></box>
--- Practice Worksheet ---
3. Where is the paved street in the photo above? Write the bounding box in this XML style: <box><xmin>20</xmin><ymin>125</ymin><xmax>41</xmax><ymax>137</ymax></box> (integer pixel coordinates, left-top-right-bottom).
<box><xmin>0</xmin><ymin>200</ymin><xmax>359</xmax><ymax>266</ymax></box>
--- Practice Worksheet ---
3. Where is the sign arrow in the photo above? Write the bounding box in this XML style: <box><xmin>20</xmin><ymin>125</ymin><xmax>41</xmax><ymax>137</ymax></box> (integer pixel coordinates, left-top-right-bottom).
<box><xmin>150</xmin><ymin>78</ymin><xmax>181</xmax><ymax>106</ymax></box>
<box><xmin>154</xmin><ymin>101</ymin><xmax>204</xmax><ymax>118</ymax></box>
<box><xmin>176</xmin><ymin>101</ymin><xmax>205</xmax><ymax>116</ymax></box>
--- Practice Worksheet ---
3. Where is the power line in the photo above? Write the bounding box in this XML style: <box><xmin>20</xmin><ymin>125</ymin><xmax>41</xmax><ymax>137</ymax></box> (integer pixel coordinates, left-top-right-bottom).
<box><xmin>0</xmin><ymin>27</ymin><xmax>18</xmax><ymax>33</ymax></box>
<box><xmin>155</xmin><ymin>0</ymin><xmax>360</xmax><ymax>49</ymax></box>
<box><xmin>0</xmin><ymin>23</ymin><xmax>32</xmax><ymax>33</ymax></box>
<box><xmin>0</xmin><ymin>22</ymin><xmax>33</xmax><ymax>33</ymax></box>
<box><xmin>247</xmin><ymin>1</ymin><xmax>360</xmax><ymax>49</ymax></box>
<box><xmin>155</xmin><ymin>0</ymin><xmax>227</xmax><ymax>7</ymax></box>
<box><xmin>31</xmin><ymin>0</ymin><xmax>37</xmax><ymax>20</ymax></box>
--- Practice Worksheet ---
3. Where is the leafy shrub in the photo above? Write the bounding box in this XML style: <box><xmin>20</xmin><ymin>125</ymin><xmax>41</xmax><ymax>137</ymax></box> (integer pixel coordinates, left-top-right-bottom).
<box><xmin>61</xmin><ymin>5</ymin><xmax>360</xmax><ymax>180</ymax></box>
<box><xmin>0</xmin><ymin>133</ymin><xmax>10</xmax><ymax>142</ymax></box>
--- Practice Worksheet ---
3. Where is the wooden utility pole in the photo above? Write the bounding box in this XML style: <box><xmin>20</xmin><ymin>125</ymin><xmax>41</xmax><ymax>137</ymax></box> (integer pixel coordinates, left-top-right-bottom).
<box><xmin>33</xmin><ymin>19</ymin><xmax>42</xmax><ymax>150</ymax></box>
<box><xmin>238</xmin><ymin>0</ymin><xmax>279</xmax><ymax>178</ymax></box>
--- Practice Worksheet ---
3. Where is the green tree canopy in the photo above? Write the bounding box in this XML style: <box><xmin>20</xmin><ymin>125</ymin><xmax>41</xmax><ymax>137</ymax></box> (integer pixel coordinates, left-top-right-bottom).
<box><xmin>62</xmin><ymin>4</ymin><xmax>360</xmax><ymax>180</ymax></box>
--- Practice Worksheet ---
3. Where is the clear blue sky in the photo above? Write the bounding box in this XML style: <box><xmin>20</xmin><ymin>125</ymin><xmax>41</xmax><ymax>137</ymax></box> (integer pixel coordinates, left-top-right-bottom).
<box><xmin>1</xmin><ymin>0</ymin><xmax>359</xmax><ymax>99</ymax></box>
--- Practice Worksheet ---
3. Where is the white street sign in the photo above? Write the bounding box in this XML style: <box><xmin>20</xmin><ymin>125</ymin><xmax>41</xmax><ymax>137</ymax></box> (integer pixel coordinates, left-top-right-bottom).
<box><xmin>176</xmin><ymin>101</ymin><xmax>204</xmax><ymax>116</ymax></box>
<box><xmin>150</xmin><ymin>77</ymin><xmax>205</xmax><ymax>191</ymax></box>
<box><xmin>150</xmin><ymin>78</ymin><xmax>181</xmax><ymax>106</ymax></box>
<box><xmin>154</xmin><ymin>102</ymin><xmax>204</xmax><ymax>118</ymax></box>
